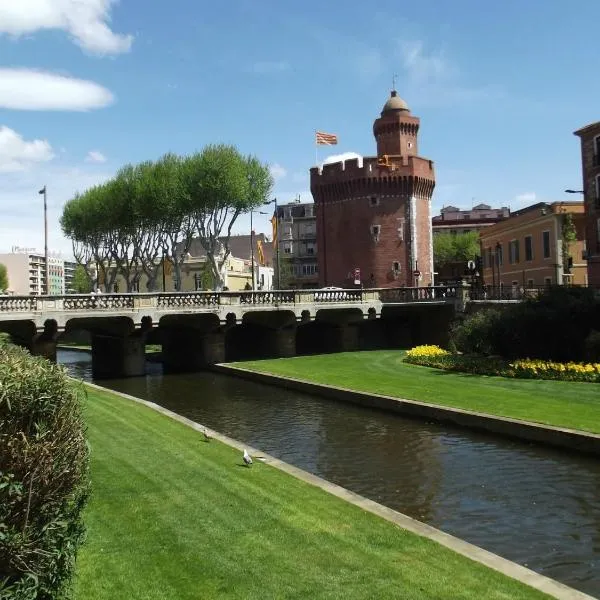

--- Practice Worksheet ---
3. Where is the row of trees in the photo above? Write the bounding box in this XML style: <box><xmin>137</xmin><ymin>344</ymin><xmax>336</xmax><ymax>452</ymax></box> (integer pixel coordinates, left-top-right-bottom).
<box><xmin>61</xmin><ymin>145</ymin><xmax>273</xmax><ymax>292</ymax></box>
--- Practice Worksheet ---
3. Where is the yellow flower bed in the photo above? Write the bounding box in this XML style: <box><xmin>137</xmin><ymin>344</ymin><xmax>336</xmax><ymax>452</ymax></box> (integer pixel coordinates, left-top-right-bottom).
<box><xmin>510</xmin><ymin>359</ymin><xmax>600</xmax><ymax>380</ymax></box>
<box><xmin>405</xmin><ymin>345</ymin><xmax>451</xmax><ymax>359</ymax></box>
<box><xmin>404</xmin><ymin>347</ymin><xmax>600</xmax><ymax>383</ymax></box>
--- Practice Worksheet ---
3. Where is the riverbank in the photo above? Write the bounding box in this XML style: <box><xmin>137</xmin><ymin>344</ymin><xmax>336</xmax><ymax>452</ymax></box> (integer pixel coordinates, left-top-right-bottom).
<box><xmin>233</xmin><ymin>351</ymin><xmax>600</xmax><ymax>435</ymax></box>
<box><xmin>74</xmin><ymin>384</ymin><xmax>564</xmax><ymax>600</ymax></box>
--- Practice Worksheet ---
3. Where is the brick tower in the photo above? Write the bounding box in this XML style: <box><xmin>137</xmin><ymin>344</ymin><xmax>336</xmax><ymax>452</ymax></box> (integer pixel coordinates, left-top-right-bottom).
<box><xmin>310</xmin><ymin>90</ymin><xmax>435</xmax><ymax>288</ymax></box>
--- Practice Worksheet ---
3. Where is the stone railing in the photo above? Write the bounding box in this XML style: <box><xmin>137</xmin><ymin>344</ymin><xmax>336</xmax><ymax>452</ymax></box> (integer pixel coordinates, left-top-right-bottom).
<box><xmin>378</xmin><ymin>286</ymin><xmax>457</xmax><ymax>303</ymax></box>
<box><xmin>0</xmin><ymin>286</ymin><xmax>456</xmax><ymax>316</ymax></box>
<box><xmin>0</xmin><ymin>296</ymin><xmax>39</xmax><ymax>312</ymax></box>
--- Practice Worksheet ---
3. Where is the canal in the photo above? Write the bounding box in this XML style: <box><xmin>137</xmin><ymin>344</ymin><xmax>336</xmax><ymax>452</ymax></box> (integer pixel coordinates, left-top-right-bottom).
<box><xmin>60</xmin><ymin>350</ymin><xmax>600</xmax><ymax>597</ymax></box>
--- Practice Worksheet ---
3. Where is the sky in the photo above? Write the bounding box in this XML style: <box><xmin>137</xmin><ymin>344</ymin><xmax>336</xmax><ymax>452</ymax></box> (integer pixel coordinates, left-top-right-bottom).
<box><xmin>0</xmin><ymin>0</ymin><xmax>599</xmax><ymax>258</ymax></box>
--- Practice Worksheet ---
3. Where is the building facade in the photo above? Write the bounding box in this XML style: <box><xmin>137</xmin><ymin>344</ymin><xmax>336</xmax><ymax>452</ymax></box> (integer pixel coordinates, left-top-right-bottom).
<box><xmin>275</xmin><ymin>201</ymin><xmax>318</xmax><ymax>289</ymax></box>
<box><xmin>480</xmin><ymin>202</ymin><xmax>587</xmax><ymax>288</ymax></box>
<box><xmin>310</xmin><ymin>90</ymin><xmax>435</xmax><ymax>288</ymax></box>
<box><xmin>0</xmin><ymin>250</ymin><xmax>68</xmax><ymax>295</ymax></box>
<box><xmin>573</xmin><ymin>121</ymin><xmax>600</xmax><ymax>286</ymax></box>
<box><xmin>432</xmin><ymin>204</ymin><xmax>510</xmax><ymax>236</ymax></box>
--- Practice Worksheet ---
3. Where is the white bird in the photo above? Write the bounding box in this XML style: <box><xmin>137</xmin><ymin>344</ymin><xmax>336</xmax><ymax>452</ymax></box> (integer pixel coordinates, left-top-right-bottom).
<box><xmin>243</xmin><ymin>449</ymin><xmax>253</xmax><ymax>467</ymax></box>
<box><xmin>203</xmin><ymin>428</ymin><xmax>211</xmax><ymax>442</ymax></box>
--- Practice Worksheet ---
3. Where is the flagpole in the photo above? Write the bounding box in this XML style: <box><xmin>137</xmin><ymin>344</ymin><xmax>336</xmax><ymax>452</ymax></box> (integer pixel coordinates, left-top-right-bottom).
<box><xmin>315</xmin><ymin>130</ymin><xmax>318</xmax><ymax>166</ymax></box>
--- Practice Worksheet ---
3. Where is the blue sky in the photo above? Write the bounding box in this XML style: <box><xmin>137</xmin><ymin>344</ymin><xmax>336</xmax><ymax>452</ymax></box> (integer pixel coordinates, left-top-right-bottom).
<box><xmin>0</xmin><ymin>0</ymin><xmax>598</xmax><ymax>256</ymax></box>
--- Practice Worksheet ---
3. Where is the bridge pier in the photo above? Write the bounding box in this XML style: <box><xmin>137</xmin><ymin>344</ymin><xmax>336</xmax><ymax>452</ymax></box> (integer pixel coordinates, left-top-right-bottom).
<box><xmin>91</xmin><ymin>333</ymin><xmax>147</xmax><ymax>379</ymax></box>
<box><xmin>161</xmin><ymin>329</ymin><xmax>225</xmax><ymax>373</ymax></box>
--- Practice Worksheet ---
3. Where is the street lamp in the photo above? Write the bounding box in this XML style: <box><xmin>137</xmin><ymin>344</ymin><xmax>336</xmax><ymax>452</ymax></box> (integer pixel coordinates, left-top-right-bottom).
<box><xmin>250</xmin><ymin>204</ymin><xmax>275</xmax><ymax>290</ymax></box>
<box><xmin>38</xmin><ymin>186</ymin><xmax>48</xmax><ymax>295</ymax></box>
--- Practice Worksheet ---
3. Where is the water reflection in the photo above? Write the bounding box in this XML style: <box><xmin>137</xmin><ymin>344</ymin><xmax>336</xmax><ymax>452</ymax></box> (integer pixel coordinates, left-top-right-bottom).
<box><xmin>61</xmin><ymin>350</ymin><xmax>600</xmax><ymax>596</ymax></box>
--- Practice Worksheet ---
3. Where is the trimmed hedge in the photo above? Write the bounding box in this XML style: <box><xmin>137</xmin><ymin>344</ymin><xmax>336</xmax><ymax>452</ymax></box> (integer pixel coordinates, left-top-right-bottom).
<box><xmin>0</xmin><ymin>336</ymin><xmax>89</xmax><ymax>599</ymax></box>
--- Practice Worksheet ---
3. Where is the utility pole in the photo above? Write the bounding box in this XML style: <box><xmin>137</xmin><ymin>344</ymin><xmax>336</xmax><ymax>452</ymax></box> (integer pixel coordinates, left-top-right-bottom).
<box><xmin>38</xmin><ymin>186</ymin><xmax>48</xmax><ymax>295</ymax></box>
<box><xmin>250</xmin><ymin>210</ymin><xmax>256</xmax><ymax>290</ymax></box>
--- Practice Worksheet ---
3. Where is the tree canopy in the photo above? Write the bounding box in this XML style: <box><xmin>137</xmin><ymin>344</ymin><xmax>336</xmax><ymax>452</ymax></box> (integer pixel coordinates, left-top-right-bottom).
<box><xmin>433</xmin><ymin>231</ymin><xmax>480</xmax><ymax>270</ymax></box>
<box><xmin>0</xmin><ymin>263</ymin><xmax>8</xmax><ymax>291</ymax></box>
<box><xmin>60</xmin><ymin>145</ymin><xmax>273</xmax><ymax>291</ymax></box>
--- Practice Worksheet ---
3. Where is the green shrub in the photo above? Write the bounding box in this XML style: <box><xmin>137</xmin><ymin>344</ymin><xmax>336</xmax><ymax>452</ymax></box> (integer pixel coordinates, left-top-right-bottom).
<box><xmin>0</xmin><ymin>338</ymin><xmax>89</xmax><ymax>599</ymax></box>
<box><xmin>584</xmin><ymin>330</ymin><xmax>600</xmax><ymax>362</ymax></box>
<box><xmin>452</xmin><ymin>287</ymin><xmax>600</xmax><ymax>361</ymax></box>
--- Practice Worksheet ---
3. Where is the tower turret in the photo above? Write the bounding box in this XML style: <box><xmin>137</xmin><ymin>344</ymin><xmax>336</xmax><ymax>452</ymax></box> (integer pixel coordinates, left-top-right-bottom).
<box><xmin>373</xmin><ymin>90</ymin><xmax>420</xmax><ymax>158</ymax></box>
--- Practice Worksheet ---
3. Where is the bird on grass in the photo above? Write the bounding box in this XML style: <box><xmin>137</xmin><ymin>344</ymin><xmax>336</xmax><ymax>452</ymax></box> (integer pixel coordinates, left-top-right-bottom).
<box><xmin>243</xmin><ymin>449</ymin><xmax>253</xmax><ymax>467</ymax></box>
<box><xmin>203</xmin><ymin>428</ymin><xmax>211</xmax><ymax>442</ymax></box>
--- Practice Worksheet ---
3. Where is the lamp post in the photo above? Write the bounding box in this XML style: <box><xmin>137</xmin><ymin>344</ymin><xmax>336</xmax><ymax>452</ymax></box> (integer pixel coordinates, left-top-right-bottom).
<box><xmin>495</xmin><ymin>241</ymin><xmax>502</xmax><ymax>294</ymax></box>
<box><xmin>249</xmin><ymin>206</ymin><xmax>273</xmax><ymax>290</ymax></box>
<box><xmin>38</xmin><ymin>186</ymin><xmax>48</xmax><ymax>295</ymax></box>
<box><xmin>162</xmin><ymin>247</ymin><xmax>167</xmax><ymax>291</ymax></box>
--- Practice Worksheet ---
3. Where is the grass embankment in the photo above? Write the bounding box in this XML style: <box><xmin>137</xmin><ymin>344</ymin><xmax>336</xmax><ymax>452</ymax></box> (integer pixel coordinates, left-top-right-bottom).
<box><xmin>235</xmin><ymin>351</ymin><xmax>600</xmax><ymax>434</ymax></box>
<box><xmin>75</xmin><ymin>386</ymin><xmax>549</xmax><ymax>600</ymax></box>
<box><xmin>58</xmin><ymin>342</ymin><xmax>161</xmax><ymax>354</ymax></box>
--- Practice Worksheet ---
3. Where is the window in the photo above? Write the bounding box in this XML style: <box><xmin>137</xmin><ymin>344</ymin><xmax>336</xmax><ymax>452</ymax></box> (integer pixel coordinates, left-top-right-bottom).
<box><xmin>486</xmin><ymin>247</ymin><xmax>492</xmax><ymax>268</ymax></box>
<box><xmin>595</xmin><ymin>135</ymin><xmax>600</xmax><ymax>164</ymax></box>
<box><xmin>370</xmin><ymin>196</ymin><xmax>379</xmax><ymax>207</ymax></box>
<box><xmin>392</xmin><ymin>261</ymin><xmax>400</xmax><ymax>272</ymax></box>
<box><xmin>509</xmin><ymin>239</ymin><xmax>520</xmax><ymax>264</ymax></box>
<box><xmin>306</xmin><ymin>244</ymin><xmax>315</xmax><ymax>255</ymax></box>
<box><xmin>597</xmin><ymin>218</ymin><xmax>600</xmax><ymax>243</ymax></box>
<box><xmin>496</xmin><ymin>244</ymin><xmax>503</xmax><ymax>266</ymax></box>
<box><xmin>524</xmin><ymin>235</ymin><xmax>533</xmax><ymax>261</ymax></box>
<box><xmin>544</xmin><ymin>277</ymin><xmax>552</xmax><ymax>287</ymax></box>
<box><xmin>527</xmin><ymin>279</ymin><xmax>534</xmax><ymax>287</ymax></box>
<box><xmin>542</xmin><ymin>231</ymin><xmax>551</xmax><ymax>258</ymax></box>
<box><xmin>596</xmin><ymin>175</ymin><xmax>600</xmax><ymax>207</ymax></box>
<box><xmin>371</xmin><ymin>225</ymin><xmax>381</xmax><ymax>241</ymax></box>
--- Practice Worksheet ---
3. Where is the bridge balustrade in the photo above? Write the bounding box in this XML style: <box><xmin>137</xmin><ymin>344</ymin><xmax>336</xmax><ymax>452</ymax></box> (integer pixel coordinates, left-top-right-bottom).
<box><xmin>0</xmin><ymin>297</ymin><xmax>39</xmax><ymax>312</ymax></box>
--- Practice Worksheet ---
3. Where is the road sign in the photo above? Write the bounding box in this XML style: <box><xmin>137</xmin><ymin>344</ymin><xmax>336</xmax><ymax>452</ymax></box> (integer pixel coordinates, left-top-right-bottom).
<box><xmin>413</xmin><ymin>270</ymin><xmax>421</xmax><ymax>278</ymax></box>
<box><xmin>467</xmin><ymin>260</ymin><xmax>476</xmax><ymax>271</ymax></box>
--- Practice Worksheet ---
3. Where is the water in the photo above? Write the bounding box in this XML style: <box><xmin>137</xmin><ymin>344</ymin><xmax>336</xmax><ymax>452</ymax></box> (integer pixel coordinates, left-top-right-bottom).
<box><xmin>60</xmin><ymin>350</ymin><xmax>600</xmax><ymax>597</ymax></box>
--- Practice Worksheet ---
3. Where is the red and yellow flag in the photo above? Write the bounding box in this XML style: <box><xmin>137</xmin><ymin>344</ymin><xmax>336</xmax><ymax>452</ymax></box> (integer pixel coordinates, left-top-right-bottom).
<box><xmin>270</xmin><ymin>211</ymin><xmax>278</xmax><ymax>244</ymax></box>
<box><xmin>257</xmin><ymin>239</ymin><xmax>265</xmax><ymax>266</ymax></box>
<box><xmin>316</xmin><ymin>131</ymin><xmax>338</xmax><ymax>145</ymax></box>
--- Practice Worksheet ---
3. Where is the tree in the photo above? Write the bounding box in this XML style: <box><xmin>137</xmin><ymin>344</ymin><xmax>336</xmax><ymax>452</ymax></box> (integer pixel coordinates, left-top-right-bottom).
<box><xmin>274</xmin><ymin>254</ymin><xmax>295</xmax><ymax>289</ymax></box>
<box><xmin>433</xmin><ymin>232</ymin><xmax>480</xmax><ymax>270</ymax></box>
<box><xmin>185</xmin><ymin>146</ymin><xmax>273</xmax><ymax>289</ymax></box>
<box><xmin>71</xmin><ymin>264</ymin><xmax>92</xmax><ymax>293</ymax></box>
<box><xmin>0</xmin><ymin>263</ymin><xmax>8</xmax><ymax>291</ymax></box>
<box><xmin>561</xmin><ymin>212</ymin><xmax>577</xmax><ymax>274</ymax></box>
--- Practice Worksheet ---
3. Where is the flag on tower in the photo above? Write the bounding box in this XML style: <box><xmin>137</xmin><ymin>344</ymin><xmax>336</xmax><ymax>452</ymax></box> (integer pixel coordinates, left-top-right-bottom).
<box><xmin>316</xmin><ymin>131</ymin><xmax>338</xmax><ymax>145</ymax></box>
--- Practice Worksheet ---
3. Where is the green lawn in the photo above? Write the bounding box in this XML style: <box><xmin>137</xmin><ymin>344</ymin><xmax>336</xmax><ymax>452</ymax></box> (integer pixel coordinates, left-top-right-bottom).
<box><xmin>235</xmin><ymin>351</ymin><xmax>600</xmax><ymax>434</ymax></box>
<box><xmin>74</xmin><ymin>386</ymin><xmax>549</xmax><ymax>600</ymax></box>
<box><xmin>58</xmin><ymin>342</ymin><xmax>161</xmax><ymax>354</ymax></box>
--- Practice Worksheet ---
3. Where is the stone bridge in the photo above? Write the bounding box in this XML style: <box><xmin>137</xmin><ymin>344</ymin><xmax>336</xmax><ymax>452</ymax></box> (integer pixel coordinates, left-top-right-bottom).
<box><xmin>0</xmin><ymin>286</ymin><xmax>462</xmax><ymax>378</ymax></box>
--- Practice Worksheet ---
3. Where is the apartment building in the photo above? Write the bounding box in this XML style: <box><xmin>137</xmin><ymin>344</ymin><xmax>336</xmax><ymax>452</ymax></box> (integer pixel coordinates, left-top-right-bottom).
<box><xmin>432</xmin><ymin>203</ymin><xmax>510</xmax><ymax>235</ymax></box>
<box><xmin>480</xmin><ymin>202</ymin><xmax>587</xmax><ymax>288</ymax></box>
<box><xmin>276</xmin><ymin>201</ymin><xmax>318</xmax><ymax>288</ymax></box>
<box><xmin>573</xmin><ymin>121</ymin><xmax>600</xmax><ymax>285</ymax></box>
<box><xmin>0</xmin><ymin>249</ymin><xmax>68</xmax><ymax>295</ymax></box>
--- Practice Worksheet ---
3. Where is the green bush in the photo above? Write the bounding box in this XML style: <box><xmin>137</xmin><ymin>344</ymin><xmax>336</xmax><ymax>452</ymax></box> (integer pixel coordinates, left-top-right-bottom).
<box><xmin>584</xmin><ymin>330</ymin><xmax>600</xmax><ymax>362</ymax></box>
<box><xmin>452</xmin><ymin>287</ymin><xmax>600</xmax><ymax>361</ymax></box>
<box><xmin>0</xmin><ymin>338</ymin><xmax>89</xmax><ymax>599</ymax></box>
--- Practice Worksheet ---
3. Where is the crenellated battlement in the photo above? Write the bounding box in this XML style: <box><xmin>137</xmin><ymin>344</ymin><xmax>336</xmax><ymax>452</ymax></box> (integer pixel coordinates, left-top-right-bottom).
<box><xmin>310</xmin><ymin>155</ymin><xmax>434</xmax><ymax>181</ymax></box>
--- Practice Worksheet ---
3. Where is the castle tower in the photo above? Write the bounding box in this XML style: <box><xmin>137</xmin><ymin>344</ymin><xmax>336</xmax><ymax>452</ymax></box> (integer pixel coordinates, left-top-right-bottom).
<box><xmin>310</xmin><ymin>90</ymin><xmax>436</xmax><ymax>288</ymax></box>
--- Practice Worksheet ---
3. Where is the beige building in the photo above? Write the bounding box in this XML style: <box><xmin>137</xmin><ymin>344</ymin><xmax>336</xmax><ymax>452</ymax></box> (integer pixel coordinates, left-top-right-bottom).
<box><xmin>109</xmin><ymin>253</ymin><xmax>256</xmax><ymax>293</ymax></box>
<box><xmin>480</xmin><ymin>202</ymin><xmax>587</xmax><ymax>288</ymax></box>
<box><xmin>432</xmin><ymin>203</ymin><xmax>510</xmax><ymax>236</ymax></box>
<box><xmin>276</xmin><ymin>201</ymin><xmax>318</xmax><ymax>288</ymax></box>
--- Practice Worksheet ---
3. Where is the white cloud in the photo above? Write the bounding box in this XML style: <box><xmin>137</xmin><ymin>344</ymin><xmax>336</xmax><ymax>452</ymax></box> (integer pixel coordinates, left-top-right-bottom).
<box><xmin>0</xmin><ymin>68</ymin><xmax>114</xmax><ymax>111</ymax></box>
<box><xmin>514</xmin><ymin>192</ymin><xmax>537</xmax><ymax>205</ymax></box>
<box><xmin>0</xmin><ymin>163</ymin><xmax>113</xmax><ymax>256</ymax></box>
<box><xmin>0</xmin><ymin>0</ymin><xmax>133</xmax><ymax>55</ymax></box>
<box><xmin>269</xmin><ymin>163</ymin><xmax>287</xmax><ymax>180</ymax></box>
<box><xmin>398</xmin><ymin>40</ymin><xmax>454</xmax><ymax>87</ymax></box>
<box><xmin>250</xmin><ymin>61</ymin><xmax>290</xmax><ymax>75</ymax></box>
<box><xmin>85</xmin><ymin>150</ymin><xmax>107</xmax><ymax>163</ymax></box>
<box><xmin>322</xmin><ymin>152</ymin><xmax>363</xmax><ymax>167</ymax></box>
<box><xmin>0</xmin><ymin>126</ymin><xmax>54</xmax><ymax>172</ymax></box>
